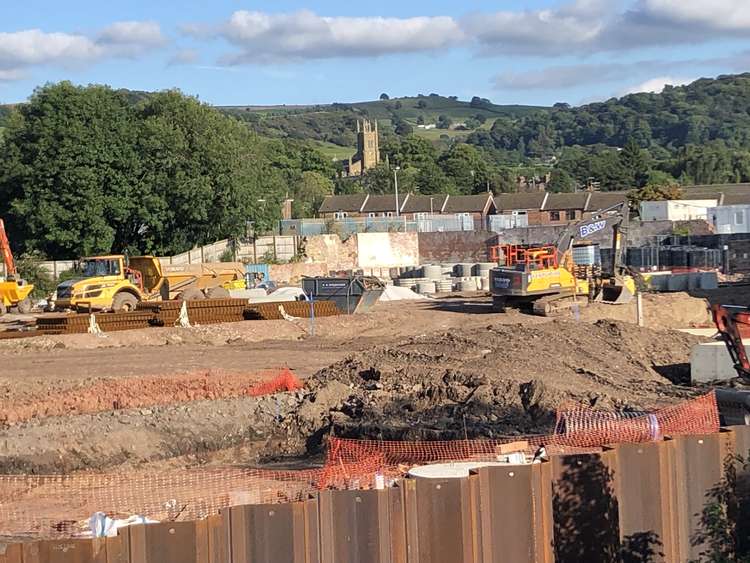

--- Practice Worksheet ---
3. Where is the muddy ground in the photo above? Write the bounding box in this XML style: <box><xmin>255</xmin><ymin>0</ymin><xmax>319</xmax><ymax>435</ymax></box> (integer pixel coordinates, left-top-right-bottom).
<box><xmin>0</xmin><ymin>292</ymin><xmax>719</xmax><ymax>474</ymax></box>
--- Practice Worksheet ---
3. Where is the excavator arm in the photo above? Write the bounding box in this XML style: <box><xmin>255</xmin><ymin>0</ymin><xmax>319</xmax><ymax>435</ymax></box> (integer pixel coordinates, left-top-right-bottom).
<box><xmin>553</xmin><ymin>201</ymin><xmax>629</xmax><ymax>277</ymax></box>
<box><xmin>712</xmin><ymin>304</ymin><xmax>750</xmax><ymax>382</ymax></box>
<box><xmin>0</xmin><ymin>219</ymin><xmax>16</xmax><ymax>278</ymax></box>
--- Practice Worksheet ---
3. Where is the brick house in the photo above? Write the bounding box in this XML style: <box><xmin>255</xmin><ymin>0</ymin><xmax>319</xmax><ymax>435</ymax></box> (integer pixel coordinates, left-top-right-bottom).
<box><xmin>361</xmin><ymin>194</ymin><xmax>405</xmax><ymax>217</ymax></box>
<box><xmin>317</xmin><ymin>194</ymin><xmax>369</xmax><ymax>219</ymax></box>
<box><xmin>494</xmin><ymin>192</ymin><xmax>548</xmax><ymax>225</ymax></box>
<box><xmin>442</xmin><ymin>193</ymin><xmax>497</xmax><ymax>222</ymax></box>
<box><xmin>541</xmin><ymin>193</ymin><xmax>590</xmax><ymax>224</ymax></box>
<box><xmin>400</xmin><ymin>194</ymin><xmax>450</xmax><ymax>219</ymax></box>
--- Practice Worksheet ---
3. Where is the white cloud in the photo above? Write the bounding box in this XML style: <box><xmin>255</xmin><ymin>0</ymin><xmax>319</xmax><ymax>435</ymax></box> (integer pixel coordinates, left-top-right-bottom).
<box><xmin>0</xmin><ymin>30</ymin><xmax>99</xmax><ymax>70</ymax></box>
<box><xmin>0</xmin><ymin>69</ymin><xmax>26</xmax><ymax>82</ymax></box>
<box><xmin>97</xmin><ymin>21</ymin><xmax>166</xmax><ymax>51</ymax></box>
<box><xmin>463</xmin><ymin>0</ymin><xmax>750</xmax><ymax>56</ymax></box>
<box><xmin>623</xmin><ymin>75</ymin><xmax>694</xmax><ymax>94</ymax></box>
<box><xmin>464</xmin><ymin>0</ymin><xmax>611</xmax><ymax>56</ymax></box>
<box><xmin>209</xmin><ymin>10</ymin><xmax>462</xmax><ymax>63</ymax></box>
<box><xmin>637</xmin><ymin>0</ymin><xmax>750</xmax><ymax>32</ymax></box>
<box><xmin>168</xmin><ymin>49</ymin><xmax>199</xmax><ymax>67</ymax></box>
<box><xmin>0</xmin><ymin>22</ymin><xmax>166</xmax><ymax>81</ymax></box>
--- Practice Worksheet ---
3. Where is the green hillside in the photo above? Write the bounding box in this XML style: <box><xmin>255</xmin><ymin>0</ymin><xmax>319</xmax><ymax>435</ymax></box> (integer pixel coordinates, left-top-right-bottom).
<box><xmin>220</xmin><ymin>94</ymin><xmax>543</xmax><ymax>149</ymax></box>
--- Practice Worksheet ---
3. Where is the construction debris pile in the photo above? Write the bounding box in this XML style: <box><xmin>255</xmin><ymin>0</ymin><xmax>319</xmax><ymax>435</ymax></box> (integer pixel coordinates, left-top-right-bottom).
<box><xmin>278</xmin><ymin>319</ymin><xmax>703</xmax><ymax>454</ymax></box>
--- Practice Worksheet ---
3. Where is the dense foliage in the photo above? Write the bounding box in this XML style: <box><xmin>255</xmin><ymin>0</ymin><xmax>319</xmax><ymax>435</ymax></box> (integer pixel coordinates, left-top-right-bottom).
<box><xmin>0</xmin><ymin>83</ymin><xmax>308</xmax><ymax>258</ymax></box>
<box><xmin>3</xmin><ymin>74</ymin><xmax>750</xmax><ymax>259</ymax></box>
<box><xmin>468</xmin><ymin>74</ymin><xmax>750</xmax><ymax>187</ymax></box>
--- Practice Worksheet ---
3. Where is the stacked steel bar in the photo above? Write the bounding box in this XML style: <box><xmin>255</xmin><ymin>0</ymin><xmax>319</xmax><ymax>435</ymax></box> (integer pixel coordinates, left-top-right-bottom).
<box><xmin>245</xmin><ymin>300</ymin><xmax>340</xmax><ymax>320</ymax></box>
<box><xmin>36</xmin><ymin>311</ymin><xmax>154</xmax><ymax>334</ymax></box>
<box><xmin>144</xmin><ymin>299</ymin><xmax>251</xmax><ymax>326</ymax></box>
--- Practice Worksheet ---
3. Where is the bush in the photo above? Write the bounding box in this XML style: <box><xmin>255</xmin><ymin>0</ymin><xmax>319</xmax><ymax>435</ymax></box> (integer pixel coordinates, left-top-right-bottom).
<box><xmin>14</xmin><ymin>252</ymin><xmax>56</xmax><ymax>298</ymax></box>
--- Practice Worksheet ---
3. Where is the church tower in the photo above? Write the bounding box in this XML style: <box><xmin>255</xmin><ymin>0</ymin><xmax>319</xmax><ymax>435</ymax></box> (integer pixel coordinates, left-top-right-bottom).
<box><xmin>344</xmin><ymin>119</ymin><xmax>381</xmax><ymax>176</ymax></box>
<box><xmin>356</xmin><ymin>119</ymin><xmax>380</xmax><ymax>171</ymax></box>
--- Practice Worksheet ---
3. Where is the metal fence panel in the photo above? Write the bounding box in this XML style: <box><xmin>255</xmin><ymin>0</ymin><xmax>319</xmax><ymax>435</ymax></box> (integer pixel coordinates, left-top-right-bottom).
<box><xmin>128</xmin><ymin>522</ymin><xmax>209</xmax><ymax>563</ymax></box>
<box><xmin>21</xmin><ymin>539</ymin><xmax>107</xmax><ymax>563</ymax></box>
<box><xmin>668</xmin><ymin>433</ymin><xmax>731</xmax><ymax>561</ymax></box>
<box><xmin>319</xmin><ymin>489</ymin><xmax>402</xmax><ymax>563</ymax></box>
<box><xmin>549</xmin><ymin>451</ymin><xmax>620</xmax><ymax>563</ymax></box>
<box><xmin>229</xmin><ymin>503</ymin><xmax>308</xmax><ymax>563</ymax></box>
<box><xmin>613</xmin><ymin>442</ymin><xmax>675</xmax><ymax>562</ymax></box>
<box><xmin>475</xmin><ymin>464</ymin><xmax>552</xmax><ymax>563</ymax></box>
<box><xmin>0</xmin><ymin>543</ymin><xmax>22</xmax><ymax>563</ymax></box>
<box><xmin>403</xmin><ymin>477</ymin><xmax>476</xmax><ymax>563</ymax></box>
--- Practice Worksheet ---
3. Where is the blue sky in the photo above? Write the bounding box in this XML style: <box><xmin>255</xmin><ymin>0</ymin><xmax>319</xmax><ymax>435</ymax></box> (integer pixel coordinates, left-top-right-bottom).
<box><xmin>2</xmin><ymin>0</ymin><xmax>749</xmax><ymax>107</ymax></box>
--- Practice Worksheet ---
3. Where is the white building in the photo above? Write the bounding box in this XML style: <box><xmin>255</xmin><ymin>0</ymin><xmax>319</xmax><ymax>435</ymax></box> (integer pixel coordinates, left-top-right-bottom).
<box><xmin>712</xmin><ymin>204</ymin><xmax>750</xmax><ymax>234</ymax></box>
<box><xmin>640</xmin><ymin>199</ymin><xmax>718</xmax><ymax>222</ymax></box>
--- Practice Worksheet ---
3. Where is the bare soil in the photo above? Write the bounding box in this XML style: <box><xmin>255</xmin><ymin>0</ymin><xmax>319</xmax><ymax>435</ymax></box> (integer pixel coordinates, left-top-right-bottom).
<box><xmin>0</xmin><ymin>293</ymin><xmax>714</xmax><ymax>474</ymax></box>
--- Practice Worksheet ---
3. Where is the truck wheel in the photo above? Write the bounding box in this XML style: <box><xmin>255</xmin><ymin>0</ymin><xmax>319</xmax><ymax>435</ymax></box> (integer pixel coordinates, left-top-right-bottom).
<box><xmin>207</xmin><ymin>287</ymin><xmax>230</xmax><ymax>299</ymax></box>
<box><xmin>179</xmin><ymin>288</ymin><xmax>205</xmax><ymax>301</ymax></box>
<box><xmin>16</xmin><ymin>298</ymin><xmax>32</xmax><ymax>314</ymax></box>
<box><xmin>0</xmin><ymin>302</ymin><xmax>6</xmax><ymax>316</ymax></box>
<box><xmin>112</xmin><ymin>292</ymin><xmax>138</xmax><ymax>312</ymax></box>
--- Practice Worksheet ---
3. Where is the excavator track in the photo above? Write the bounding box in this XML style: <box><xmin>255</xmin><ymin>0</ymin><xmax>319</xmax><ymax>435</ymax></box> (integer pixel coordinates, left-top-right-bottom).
<box><xmin>531</xmin><ymin>294</ymin><xmax>588</xmax><ymax>317</ymax></box>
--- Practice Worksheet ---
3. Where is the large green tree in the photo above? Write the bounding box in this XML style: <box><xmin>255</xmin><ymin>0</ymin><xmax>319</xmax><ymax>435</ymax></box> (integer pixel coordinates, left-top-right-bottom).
<box><xmin>0</xmin><ymin>82</ymin><xmax>141</xmax><ymax>257</ymax></box>
<box><xmin>0</xmin><ymin>83</ymin><xmax>289</xmax><ymax>258</ymax></box>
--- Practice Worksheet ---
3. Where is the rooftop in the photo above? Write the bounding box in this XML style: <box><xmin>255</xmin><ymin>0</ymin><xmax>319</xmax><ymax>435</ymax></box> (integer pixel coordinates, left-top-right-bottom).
<box><xmin>318</xmin><ymin>194</ymin><xmax>368</xmax><ymax>214</ymax></box>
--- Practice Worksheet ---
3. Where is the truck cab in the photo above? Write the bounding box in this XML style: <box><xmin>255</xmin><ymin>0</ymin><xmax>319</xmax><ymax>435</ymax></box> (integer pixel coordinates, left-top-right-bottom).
<box><xmin>54</xmin><ymin>255</ymin><xmax>145</xmax><ymax>312</ymax></box>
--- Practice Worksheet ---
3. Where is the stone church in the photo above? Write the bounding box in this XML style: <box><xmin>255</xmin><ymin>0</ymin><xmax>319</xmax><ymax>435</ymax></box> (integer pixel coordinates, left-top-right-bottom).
<box><xmin>344</xmin><ymin>119</ymin><xmax>380</xmax><ymax>176</ymax></box>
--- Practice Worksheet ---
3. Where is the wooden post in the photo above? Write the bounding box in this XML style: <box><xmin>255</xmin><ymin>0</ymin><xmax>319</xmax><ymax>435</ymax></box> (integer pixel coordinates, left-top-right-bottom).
<box><xmin>636</xmin><ymin>292</ymin><xmax>644</xmax><ymax>327</ymax></box>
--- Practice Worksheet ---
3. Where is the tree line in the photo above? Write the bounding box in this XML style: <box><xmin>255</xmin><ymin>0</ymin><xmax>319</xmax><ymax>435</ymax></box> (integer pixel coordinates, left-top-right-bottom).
<box><xmin>0</xmin><ymin>82</ymin><xmax>331</xmax><ymax>259</ymax></box>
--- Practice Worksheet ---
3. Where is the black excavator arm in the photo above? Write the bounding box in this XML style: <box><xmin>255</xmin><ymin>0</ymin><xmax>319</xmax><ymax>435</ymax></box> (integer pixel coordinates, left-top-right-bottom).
<box><xmin>553</xmin><ymin>200</ymin><xmax>630</xmax><ymax>278</ymax></box>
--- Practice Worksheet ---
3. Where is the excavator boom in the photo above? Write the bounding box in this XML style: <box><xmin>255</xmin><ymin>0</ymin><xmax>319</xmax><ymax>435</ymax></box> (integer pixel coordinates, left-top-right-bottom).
<box><xmin>712</xmin><ymin>304</ymin><xmax>750</xmax><ymax>382</ymax></box>
<box><xmin>0</xmin><ymin>219</ymin><xmax>16</xmax><ymax>277</ymax></box>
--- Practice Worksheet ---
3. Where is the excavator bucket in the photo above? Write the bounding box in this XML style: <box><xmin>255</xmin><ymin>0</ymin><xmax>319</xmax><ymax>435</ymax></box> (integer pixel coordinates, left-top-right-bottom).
<box><xmin>602</xmin><ymin>284</ymin><xmax>634</xmax><ymax>305</ymax></box>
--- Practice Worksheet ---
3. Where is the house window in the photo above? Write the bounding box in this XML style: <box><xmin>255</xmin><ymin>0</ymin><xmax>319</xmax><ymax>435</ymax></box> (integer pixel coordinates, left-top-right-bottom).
<box><xmin>736</xmin><ymin>211</ymin><xmax>745</xmax><ymax>225</ymax></box>
<box><xmin>367</xmin><ymin>212</ymin><xmax>376</xmax><ymax>218</ymax></box>
<box><xmin>566</xmin><ymin>210</ymin><xmax>576</xmax><ymax>220</ymax></box>
<box><xmin>334</xmin><ymin>211</ymin><xmax>348</xmax><ymax>220</ymax></box>
<box><xmin>415</xmin><ymin>213</ymin><xmax>428</xmax><ymax>220</ymax></box>
<box><xmin>550</xmin><ymin>211</ymin><xmax>561</xmax><ymax>222</ymax></box>
<box><xmin>385</xmin><ymin>212</ymin><xmax>394</xmax><ymax>218</ymax></box>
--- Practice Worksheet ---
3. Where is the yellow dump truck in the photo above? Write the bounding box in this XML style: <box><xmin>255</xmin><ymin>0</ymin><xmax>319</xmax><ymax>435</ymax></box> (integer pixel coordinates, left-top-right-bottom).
<box><xmin>54</xmin><ymin>255</ymin><xmax>246</xmax><ymax>312</ymax></box>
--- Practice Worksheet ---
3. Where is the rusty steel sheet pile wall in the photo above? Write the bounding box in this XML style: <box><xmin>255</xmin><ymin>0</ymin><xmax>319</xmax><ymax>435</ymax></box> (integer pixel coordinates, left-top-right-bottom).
<box><xmin>2</xmin><ymin>399</ymin><xmax>749</xmax><ymax>563</ymax></box>
<box><xmin>4</xmin><ymin>427</ymin><xmax>750</xmax><ymax>563</ymax></box>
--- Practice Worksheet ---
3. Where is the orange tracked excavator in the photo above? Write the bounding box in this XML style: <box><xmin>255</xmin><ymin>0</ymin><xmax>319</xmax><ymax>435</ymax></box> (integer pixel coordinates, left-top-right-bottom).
<box><xmin>0</xmin><ymin>219</ymin><xmax>34</xmax><ymax>316</ymax></box>
<box><xmin>713</xmin><ymin>304</ymin><xmax>750</xmax><ymax>381</ymax></box>
<box><xmin>712</xmin><ymin>303</ymin><xmax>750</xmax><ymax>425</ymax></box>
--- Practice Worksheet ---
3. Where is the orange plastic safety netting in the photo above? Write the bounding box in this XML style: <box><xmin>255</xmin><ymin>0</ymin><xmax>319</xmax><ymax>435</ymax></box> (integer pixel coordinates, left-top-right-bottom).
<box><xmin>0</xmin><ymin>392</ymin><xmax>719</xmax><ymax>538</ymax></box>
<box><xmin>320</xmin><ymin>392</ymin><xmax>720</xmax><ymax>486</ymax></box>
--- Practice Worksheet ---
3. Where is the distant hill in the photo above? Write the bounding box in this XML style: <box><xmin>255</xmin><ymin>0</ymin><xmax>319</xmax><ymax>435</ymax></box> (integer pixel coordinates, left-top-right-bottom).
<box><xmin>220</xmin><ymin>94</ymin><xmax>544</xmax><ymax>150</ymax></box>
<box><xmin>469</xmin><ymin>73</ymin><xmax>750</xmax><ymax>156</ymax></box>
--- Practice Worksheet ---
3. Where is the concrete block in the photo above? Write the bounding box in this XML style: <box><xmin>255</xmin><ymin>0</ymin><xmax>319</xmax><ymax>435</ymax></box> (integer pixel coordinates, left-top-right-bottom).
<box><xmin>691</xmin><ymin>339</ymin><xmax>750</xmax><ymax>383</ymax></box>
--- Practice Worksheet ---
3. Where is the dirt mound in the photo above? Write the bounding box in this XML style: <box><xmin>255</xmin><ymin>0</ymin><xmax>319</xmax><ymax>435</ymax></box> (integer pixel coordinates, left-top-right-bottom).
<box><xmin>281</xmin><ymin>320</ymin><xmax>704</xmax><ymax>452</ymax></box>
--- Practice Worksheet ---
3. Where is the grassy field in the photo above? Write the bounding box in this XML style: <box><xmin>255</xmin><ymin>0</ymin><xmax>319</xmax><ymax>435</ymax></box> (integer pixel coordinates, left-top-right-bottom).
<box><xmin>314</xmin><ymin>141</ymin><xmax>354</xmax><ymax>162</ymax></box>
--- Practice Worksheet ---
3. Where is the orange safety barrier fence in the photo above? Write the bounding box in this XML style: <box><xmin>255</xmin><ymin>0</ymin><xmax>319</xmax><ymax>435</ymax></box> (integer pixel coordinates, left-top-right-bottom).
<box><xmin>0</xmin><ymin>392</ymin><xmax>720</xmax><ymax>538</ymax></box>
<box><xmin>321</xmin><ymin>392</ymin><xmax>720</xmax><ymax>486</ymax></box>
<box><xmin>247</xmin><ymin>367</ymin><xmax>304</xmax><ymax>397</ymax></box>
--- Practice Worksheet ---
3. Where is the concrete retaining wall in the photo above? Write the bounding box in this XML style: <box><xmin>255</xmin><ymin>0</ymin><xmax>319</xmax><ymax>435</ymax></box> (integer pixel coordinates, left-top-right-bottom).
<box><xmin>417</xmin><ymin>232</ymin><xmax>496</xmax><ymax>263</ymax></box>
<box><xmin>270</xmin><ymin>262</ymin><xmax>329</xmax><ymax>285</ymax></box>
<box><xmin>356</xmin><ymin>232</ymin><xmax>419</xmax><ymax>268</ymax></box>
